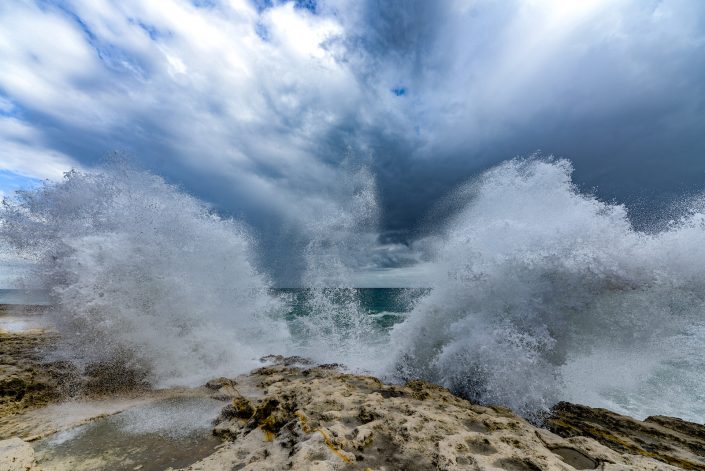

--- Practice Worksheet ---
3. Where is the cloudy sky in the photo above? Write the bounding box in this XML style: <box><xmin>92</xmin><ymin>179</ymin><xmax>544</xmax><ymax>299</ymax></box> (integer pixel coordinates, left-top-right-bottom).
<box><xmin>1</xmin><ymin>0</ymin><xmax>705</xmax><ymax>286</ymax></box>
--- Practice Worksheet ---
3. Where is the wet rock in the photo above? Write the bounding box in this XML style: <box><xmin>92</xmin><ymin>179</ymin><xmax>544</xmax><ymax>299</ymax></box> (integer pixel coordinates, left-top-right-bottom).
<box><xmin>259</xmin><ymin>355</ymin><xmax>313</xmax><ymax>366</ymax></box>
<box><xmin>206</xmin><ymin>377</ymin><xmax>241</xmax><ymax>401</ymax></box>
<box><xmin>82</xmin><ymin>358</ymin><xmax>151</xmax><ymax>395</ymax></box>
<box><xmin>213</xmin><ymin>391</ymin><xmax>258</xmax><ymax>440</ymax></box>
<box><xmin>218</xmin><ymin>396</ymin><xmax>255</xmax><ymax>421</ymax></box>
<box><xmin>0</xmin><ymin>326</ymin><xmax>153</xmax><ymax>440</ymax></box>
<box><xmin>205</xmin><ymin>377</ymin><xmax>236</xmax><ymax>390</ymax></box>
<box><xmin>0</xmin><ymin>331</ymin><xmax>74</xmax><ymax>423</ymax></box>
<box><xmin>547</xmin><ymin>401</ymin><xmax>705</xmax><ymax>469</ymax></box>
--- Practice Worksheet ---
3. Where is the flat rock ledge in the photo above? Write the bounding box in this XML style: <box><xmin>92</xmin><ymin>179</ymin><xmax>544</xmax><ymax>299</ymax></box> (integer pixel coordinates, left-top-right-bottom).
<box><xmin>179</xmin><ymin>358</ymin><xmax>698</xmax><ymax>470</ymax></box>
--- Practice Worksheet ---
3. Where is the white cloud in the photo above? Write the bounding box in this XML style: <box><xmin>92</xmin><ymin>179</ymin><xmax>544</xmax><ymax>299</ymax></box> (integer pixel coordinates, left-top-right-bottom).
<box><xmin>0</xmin><ymin>116</ymin><xmax>77</xmax><ymax>179</ymax></box>
<box><xmin>0</xmin><ymin>0</ymin><xmax>363</xmax><ymax>215</ymax></box>
<box><xmin>0</xmin><ymin>3</ymin><xmax>107</xmax><ymax>128</ymax></box>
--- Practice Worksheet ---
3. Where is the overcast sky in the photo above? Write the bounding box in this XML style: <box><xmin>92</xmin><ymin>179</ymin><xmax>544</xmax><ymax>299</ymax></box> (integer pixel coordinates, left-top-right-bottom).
<box><xmin>1</xmin><ymin>0</ymin><xmax>705</xmax><ymax>286</ymax></box>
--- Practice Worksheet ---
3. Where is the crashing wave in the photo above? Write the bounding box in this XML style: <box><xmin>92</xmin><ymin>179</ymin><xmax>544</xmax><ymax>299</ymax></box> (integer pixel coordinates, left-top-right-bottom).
<box><xmin>386</xmin><ymin>158</ymin><xmax>705</xmax><ymax>421</ymax></box>
<box><xmin>0</xmin><ymin>164</ymin><xmax>288</xmax><ymax>387</ymax></box>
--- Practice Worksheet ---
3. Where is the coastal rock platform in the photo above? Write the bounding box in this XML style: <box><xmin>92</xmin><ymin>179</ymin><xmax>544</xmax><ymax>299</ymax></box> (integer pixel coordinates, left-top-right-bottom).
<box><xmin>179</xmin><ymin>357</ymin><xmax>701</xmax><ymax>470</ymax></box>
<box><xmin>548</xmin><ymin>402</ymin><xmax>705</xmax><ymax>470</ymax></box>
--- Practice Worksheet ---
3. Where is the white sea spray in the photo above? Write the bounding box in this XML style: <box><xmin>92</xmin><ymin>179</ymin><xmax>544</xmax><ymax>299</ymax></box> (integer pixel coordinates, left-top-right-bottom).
<box><xmin>0</xmin><ymin>164</ymin><xmax>288</xmax><ymax>387</ymax></box>
<box><xmin>384</xmin><ymin>159</ymin><xmax>705</xmax><ymax>421</ymax></box>
<box><xmin>2</xmin><ymin>158</ymin><xmax>704</xmax><ymax>422</ymax></box>
<box><xmin>290</xmin><ymin>164</ymin><xmax>386</xmax><ymax>370</ymax></box>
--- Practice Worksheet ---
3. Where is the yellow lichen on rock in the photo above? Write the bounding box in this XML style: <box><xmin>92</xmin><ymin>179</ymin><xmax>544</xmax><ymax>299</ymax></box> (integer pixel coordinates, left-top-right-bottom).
<box><xmin>296</xmin><ymin>410</ymin><xmax>353</xmax><ymax>463</ymax></box>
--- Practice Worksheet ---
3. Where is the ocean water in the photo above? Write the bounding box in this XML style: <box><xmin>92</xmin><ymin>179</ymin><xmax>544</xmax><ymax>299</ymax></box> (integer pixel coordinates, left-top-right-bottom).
<box><xmin>0</xmin><ymin>288</ymin><xmax>49</xmax><ymax>305</ymax></box>
<box><xmin>276</xmin><ymin>288</ymin><xmax>424</xmax><ymax>327</ymax></box>
<box><xmin>1</xmin><ymin>160</ymin><xmax>704</xmax><ymax>424</ymax></box>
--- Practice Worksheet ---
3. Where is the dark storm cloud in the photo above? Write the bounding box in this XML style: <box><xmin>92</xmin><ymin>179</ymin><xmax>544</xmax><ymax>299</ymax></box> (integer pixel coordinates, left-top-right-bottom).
<box><xmin>335</xmin><ymin>0</ymin><xmax>705</xmax><ymax>235</ymax></box>
<box><xmin>1</xmin><ymin>0</ymin><xmax>705</xmax><ymax>284</ymax></box>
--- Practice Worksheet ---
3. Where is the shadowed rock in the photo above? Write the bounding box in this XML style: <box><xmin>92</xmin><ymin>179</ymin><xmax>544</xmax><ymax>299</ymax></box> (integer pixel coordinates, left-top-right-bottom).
<box><xmin>547</xmin><ymin>402</ymin><xmax>705</xmax><ymax>470</ymax></box>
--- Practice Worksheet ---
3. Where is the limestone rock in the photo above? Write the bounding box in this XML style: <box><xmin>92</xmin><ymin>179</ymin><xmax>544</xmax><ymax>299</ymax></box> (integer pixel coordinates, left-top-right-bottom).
<box><xmin>180</xmin><ymin>359</ymin><xmax>680</xmax><ymax>470</ymax></box>
<box><xmin>0</xmin><ymin>330</ymin><xmax>66</xmax><ymax>418</ymax></box>
<box><xmin>0</xmin><ymin>437</ymin><xmax>35</xmax><ymax>471</ymax></box>
<box><xmin>206</xmin><ymin>377</ymin><xmax>241</xmax><ymax>401</ymax></box>
<box><xmin>547</xmin><ymin>402</ymin><xmax>705</xmax><ymax>470</ymax></box>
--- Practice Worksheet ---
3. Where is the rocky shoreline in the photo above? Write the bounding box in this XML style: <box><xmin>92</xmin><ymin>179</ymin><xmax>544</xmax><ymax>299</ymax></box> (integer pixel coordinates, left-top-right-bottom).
<box><xmin>177</xmin><ymin>357</ymin><xmax>705</xmax><ymax>470</ymax></box>
<box><xmin>547</xmin><ymin>403</ymin><xmax>705</xmax><ymax>470</ymax></box>
<box><xmin>1</xmin><ymin>308</ymin><xmax>705</xmax><ymax>470</ymax></box>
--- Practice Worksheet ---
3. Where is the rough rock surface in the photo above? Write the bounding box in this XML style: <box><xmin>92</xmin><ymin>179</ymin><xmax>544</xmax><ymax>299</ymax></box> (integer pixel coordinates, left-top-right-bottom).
<box><xmin>0</xmin><ymin>437</ymin><xmax>35</xmax><ymax>471</ymax></box>
<box><xmin>0</xmin><ymin>306</ymin><xmax>152</xmax><ymax>441</ymax></box>
<box><xmin>179</xmin><ymin>359</ymin><xmax>682</xmax><ymax>470</ymax></box>
<box><xmin>0</xmin><ymin>329</ymin><xmax>71</xmax><ymax>422</ymax></box>
<box><xmin>548</xmin><ymin>402</ymin><xmax>705</xmax><ymax>470</ymax></box>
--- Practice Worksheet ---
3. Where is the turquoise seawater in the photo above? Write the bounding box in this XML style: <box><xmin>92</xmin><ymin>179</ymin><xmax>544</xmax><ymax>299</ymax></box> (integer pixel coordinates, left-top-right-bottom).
<box><xmin>274</xmin><ymin>288</ymin><xmax>427</xmax><ymax>328</ymax></box>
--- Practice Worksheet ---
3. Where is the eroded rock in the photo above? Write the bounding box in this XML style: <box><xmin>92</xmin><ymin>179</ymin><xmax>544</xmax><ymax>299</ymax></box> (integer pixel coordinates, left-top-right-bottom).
<box><xmin>180</xmin><ymin>359</ymin><xmax>682</xmax><ymax>470</ymax></box>
<box><xmin>0</xmin><ymin>330</ymin><xmax>74</xmax><ymax>423</ymax></box>
<box><xmin>547</xmin><ymin>402</ymin><xmax>705</xmax><ymax>470</ymax></box>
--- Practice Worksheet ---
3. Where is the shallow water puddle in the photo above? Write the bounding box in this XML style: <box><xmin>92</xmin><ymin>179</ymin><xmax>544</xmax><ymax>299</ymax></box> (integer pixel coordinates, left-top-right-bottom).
<box><xmin>0</xmin><ymin>309</ymin><xmax>50</xmax><ymax>333</ymax></box>
<box><xmin>34</xmin><ymin>396</ymin><xmax>224</xmax><ymax>470</ymax></box>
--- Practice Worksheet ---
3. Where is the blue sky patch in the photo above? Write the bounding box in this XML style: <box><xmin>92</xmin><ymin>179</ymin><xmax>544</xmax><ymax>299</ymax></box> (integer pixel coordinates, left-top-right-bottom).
<box><xmin>294</xmin><ymin>0</ymin><xmax>317</xmax><ymax>13</ymax></box>
<box><xmin>391</xmin><ymin>87</ymin><xmax>407</xmax><ymax>96</ymax></box>
<box><xmin>253</xmin><ymin>0</ymin><xmax>317</xmax><ymax>14</ymax></box>
<box><xmin>253</xmin><ymin>0</ymin><xmax>274</xmax><ymax>13</ymax></box>
<box><xmin>255</xmin><ymin>22</ymin><xmax>270</xmax><ymax>41</ymax></box>
<box><xmin>192</xmin><ymin>0</ymin><xmax>217</xmax><ymax>7</ymax></box>
<box><xmin>128</xmin><ymin>18</ymin><xmax>169</xmax><ymax>41</ymax></box>
<box><xmin>0</xmin><ymin>94</ymin><xmax>19</xmax><ymax>117</ymax></box>
<box><xmin>0</xmin><ymin>170</ymin><xmax>43</xmax><ymax>199</ymax></box>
